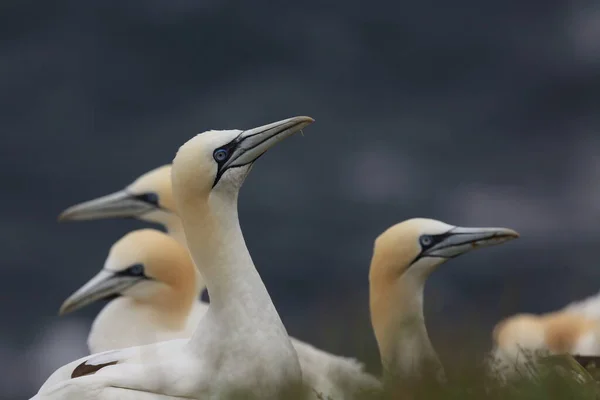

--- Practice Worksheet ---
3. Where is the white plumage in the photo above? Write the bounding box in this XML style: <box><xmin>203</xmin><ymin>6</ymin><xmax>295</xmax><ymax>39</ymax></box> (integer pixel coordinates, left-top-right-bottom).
<box><xmin>368</xmin><ymin>218</ymin><xmax>518</xmax><ymax>391</ymax></box>
<box><xmin>490</xmin><ymin>304</ymin><xmax>600</xmax><ymax>378</ymax></box>
<box><xmin>57</xmin><ymin>167</ymin><xmax>382</xmax><ymax>398</ymax></box>
<box><xmin>50</xmin><ymin>128</ymin><xmax>520</xmax><ymax>398</ymax></box>
<box><xmin>32</xmin><ymin>116</ymin><xmax>314</xmax><ymax>399</ymax></box>
<box><xmin>489</xmin><ymin>287</ymin><xmax>600</xmax><ymax>378</ymax></box>
<box><xmin>59</xmin><ymin>229</ymin><xmax>208</xmax><ymax>353</ymax></box>
<box><xmin>563</xmin><ymin>290</ymin><xmax>600</xmax><ymax>321</ymax></box>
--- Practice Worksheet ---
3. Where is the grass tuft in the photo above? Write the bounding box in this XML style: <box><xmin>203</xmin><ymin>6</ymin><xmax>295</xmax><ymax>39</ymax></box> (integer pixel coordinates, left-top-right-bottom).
<box><xmin>358</xmin><ymin>353</ymin><xmax>600</xmax><ymax>400</ymax></box>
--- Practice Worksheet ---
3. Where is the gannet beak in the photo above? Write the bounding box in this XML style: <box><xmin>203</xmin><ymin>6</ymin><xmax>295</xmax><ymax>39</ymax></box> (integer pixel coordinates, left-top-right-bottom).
<box><xmin>423</xmin><ymin>226</ymin><xmax>519</xmax><ymax>259</ymax></box>
<box><xmin>58</xmin><ymin>191</ymin><xmax>155</xmax><ymax>221</ymax></box>
<box><xmin>220</xmin><ymin>116</ymin><xmax>315</xmax><ymax>171</ymax></box>
<box><xmin>59</xmin><ymin>270</ymin><xmax>142</xmax><ymax>315</ymax></box>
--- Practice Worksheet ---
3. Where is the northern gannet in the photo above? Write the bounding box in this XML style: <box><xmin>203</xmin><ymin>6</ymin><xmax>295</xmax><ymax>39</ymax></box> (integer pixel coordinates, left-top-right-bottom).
<box><xmin>32</xmin><ymin>116</ymin><xmax>314</xmax><ymax>400</ymax></box>
<box><xmin>55</xmin><ymin>164</ymin><xmax>385</xmax><ymax>397</ymax></box>
<box><xmin>490</xmin><ymin>301</ymin><xmax>600</xmax><ymax>377</ymax></box>
<box><xmin>59</xmin><ymin>228</ymin><xmax>207</xmax><ymax>353</ymax></box>
<box><xmin>58</xmin><ymin>230</ymin><xmax>382</xmax><ymax>399</ymax></box>
<box><xmin>58</xmin><ymin>165</ymin><xmax>187</xmax><ymax>246</ymax></box>
<box><xmin>368</xmin><ymin>218</ymin><xmax>519</xmax><ymax>392</ymax></box>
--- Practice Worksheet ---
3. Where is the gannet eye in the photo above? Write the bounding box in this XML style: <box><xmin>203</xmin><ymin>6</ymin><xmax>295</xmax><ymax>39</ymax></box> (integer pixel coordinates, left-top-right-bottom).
<box><xmin>213</xmin><ymin>149</ymin><xmax>229</xmax><ymax>162</ymax></box>
<box><xmin>135</xmin><ymin>192</ymin><xmax>159</xmax><ymax>206</ymax></box>
<box><xmin>420</xmin><ymin>235</ymin><xmax>433</xmax><ymax>247</ymax></box>
<box><xmin>126</xmin><ymin>264</ymin><xmax>145</xmax><ymax>277</ymax></box>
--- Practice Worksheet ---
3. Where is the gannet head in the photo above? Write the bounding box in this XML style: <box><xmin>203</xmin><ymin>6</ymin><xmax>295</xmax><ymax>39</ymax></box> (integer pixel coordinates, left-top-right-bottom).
<box><xmin>58</xmin><ymin>165</ymin><xmax>175</xmax><ymax>225</ymax></box>
<box><xmin>171</xmin><ymin>116</ymin><xmax>314</xmax><ymax>210</ymax></box>
<box><xmin>371</xmin><ymin>218</ymin><xmax>520</xmax><ymax>285</ymax></box>
<box><xmin>369</xmin><ymin>218</ymin><xmax>519</xmax><ymax>381</ymax></box>
<box><xmin>59</xmin><ymin>228</ymin><xmax>198</xmax><ymax>315</ymax></box>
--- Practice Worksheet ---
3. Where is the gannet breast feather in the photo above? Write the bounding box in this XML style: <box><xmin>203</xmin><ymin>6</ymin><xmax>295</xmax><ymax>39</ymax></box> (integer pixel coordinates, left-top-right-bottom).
<box><xmin>292</xmin><ymin>340</ymin><xmax>382</xmax><ymax>398</ymax></box>
<box><xmin>563</xmin><ymin>290</ymin><xmax>600</xmax><ymax>321</ymax></box>
<box><xmin>544</xmin><ymin>312</ymin><xmax>600</xmax><ymax>354</ymax></box>
<box><xmin>493</xmin><ymin>314</ymin><xmax>546</xmax><ymax>353</ymax></box>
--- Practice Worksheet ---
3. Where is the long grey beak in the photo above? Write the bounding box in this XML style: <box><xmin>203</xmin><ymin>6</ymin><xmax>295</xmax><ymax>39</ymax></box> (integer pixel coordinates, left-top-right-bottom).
<box><xmin>423</xmin><ymin>226</ymin><xmax>519</xmax><ymax>258</ymax></box>
<box><xmin>220</xmin><ymin>116</ymin><xmax>315</xmax><ymax>171</ymax></box>
<box><xmin>58</xmin><ymin>191</ymin><xmax>154</xmax><ymax>221</ymax></box>
<box><xmin>59</xmin><ymin>270</ymin><xmax>142</xmax><ymax>315</ymax></box>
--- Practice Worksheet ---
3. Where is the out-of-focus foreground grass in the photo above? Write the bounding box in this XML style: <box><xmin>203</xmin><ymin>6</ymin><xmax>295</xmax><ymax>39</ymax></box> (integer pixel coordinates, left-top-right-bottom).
<box><xmin>317</xmin><ymin>355</ymin><xmax>600</xmax><ymax>400</ymax></box>
<box><xmin>388</xmin><ymin>356</ymin><xmax>600</xmax><ymax>400</ymax></box>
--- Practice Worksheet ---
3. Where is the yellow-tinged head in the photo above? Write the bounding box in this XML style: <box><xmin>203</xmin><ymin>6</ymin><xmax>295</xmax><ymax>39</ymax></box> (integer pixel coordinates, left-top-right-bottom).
<box><xmin>171</xmin><ymin>116</ymin><xmax>314</xmax><ymax>215</ymax></box>
<box><xmin>370</xmin><ymin>218</ymin><xmax>519</xmax><ymax>286</ymax></box>
<box><xmin>126</xmin><ymin>164</ymin><xmax>175</xmax><ymax>212</ymax></box>
<box><xmin>59</xmin><ymin>228</ymin><xmax>199</xmax><ymax>316</ymax></box>
<box><xmin>369</xmin><ymin>218</ymin><xmax>519</xmax><ymax>377</ymax></box>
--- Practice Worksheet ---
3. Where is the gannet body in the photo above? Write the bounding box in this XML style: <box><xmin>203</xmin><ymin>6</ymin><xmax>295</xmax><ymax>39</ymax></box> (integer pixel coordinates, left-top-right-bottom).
<box><xmin>56</xmin><ymin>164</ymin><xmax>384</xmax><ymax>397</ymax></box>
<box><xmin>490</xmin><ymin>309</ymin><xmax>600</xmax><ymax>377</ymax></box>
<box><xmin>32</xmin><ymin>116</ymin><xmax>314</xmax><ymax>400</ymax></box>
<box><xmin>59</xmin><ymin>229</ymin><xmax>207</xmax><ymax>353</ymax></box>
<box><xmin>58</xmin><ymin>164</ymin><xmax>187</xmax><ymax>246</ymax></box>
<box><xmin>59</xmin><ymin>231</ymin><xmax>381</xmax><ymax>398</ymax></box>
<box><xmin>368</xmin><ymin>218</ymin><xmax>519</xmax><ymax>392</ymax></box>
<box><xmin>563</xmin><ymin>290</ymin><xmax>600</xmax><ymax>321</ymax></box>
<box><xmin>489</xmin><ymin>290</ymin><xmax>600</xmax><ymax>378</ymax></box>
<box><xmin>57</xmin><ymin>229</ymin><xmax>381</xmax><ymax>398</ymax></box>
<box><xmin>292</xmin><ymin>340</ymin><xmax>382</xmax><ymax>399</ymax></box>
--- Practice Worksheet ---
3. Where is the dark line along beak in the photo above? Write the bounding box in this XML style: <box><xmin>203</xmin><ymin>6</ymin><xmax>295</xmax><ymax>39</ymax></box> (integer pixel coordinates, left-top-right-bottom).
<box><xmin>213</xmin><ymin>116</ymin><xmax>314</xmax><ymax>186</ymax></box>
<box><xmin>423</xmin><ymin>226</ymin><xmax>520</xmax><ymax>259</ymax></box>
<box><xmin>58</xmin><ymin>191</ymin><xmax>155</xmax><ymax>221</ymax></box>
<box><xmin>58</xmin><ymin>270</ymin><xmax>143</xmax><ymax>316</ymax></box>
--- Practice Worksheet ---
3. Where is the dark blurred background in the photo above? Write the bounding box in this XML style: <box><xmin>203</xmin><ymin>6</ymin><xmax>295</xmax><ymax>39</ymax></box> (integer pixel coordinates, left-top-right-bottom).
<box><xmin>2</xmin><ymin>0</ymin><xmax>600</xmax><ymax>398</ymax></box>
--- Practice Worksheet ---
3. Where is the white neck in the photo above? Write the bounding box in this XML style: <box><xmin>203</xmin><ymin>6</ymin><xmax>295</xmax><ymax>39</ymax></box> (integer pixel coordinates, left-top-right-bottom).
<box><xmin>164</xmin><ymin>216</ymin><xmax>187</xmax><ymax>248</ymax></box>
<box><xmin>164</xmin><ymin>215</ymin><xmax>208</xmax><ymax>294</ymax></box>
<box><xmin>371</xmin><ymin>274</ymin><xmax>444</xmax><ymax>389</ymax></box>
<box><xmin>178</xmin><ymin>190</ymin><xmax>291</xmax><ymax>352</ymax></box>
<box><xmin>385</xmin><ymin>285</ymin><xmax>437</xmax><ymax>376</ymax></box>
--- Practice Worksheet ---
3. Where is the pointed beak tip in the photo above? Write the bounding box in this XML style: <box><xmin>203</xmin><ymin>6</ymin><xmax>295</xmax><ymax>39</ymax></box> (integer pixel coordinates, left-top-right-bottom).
<box><xmin>484</xmin><ymin>228</ymin><xmax>519</xmax><ymax>247</ymax></box>
<box><xmin>291</xmin><ymin>116</ymin><xmax>315</xmax><ymax>127</ymax></box>
<box><xmin>59</xmin><ymin>300</ymin><xmax>79</xmax><ymax>316</ymax></box>
<box><xmin>57</xmin><ymin>212</ymin><xmax>69</xmax><ymax>222</ymax></box>
<box><xmin>57</xmin><ymin>207</ymin><xmax>80</xmax><ymax>222</ymax></box>
<box><xmin>58</xmin><ymin>305</ymin><xmax>69</xmax><ymax>316</ymax></box>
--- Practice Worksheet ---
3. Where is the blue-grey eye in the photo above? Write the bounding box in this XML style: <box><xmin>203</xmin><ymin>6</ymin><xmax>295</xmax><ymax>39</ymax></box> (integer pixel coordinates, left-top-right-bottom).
<box><xmin>127</xmin><ymin>264</ymin><xmax>144</xmax><ymax>276</ymax></box>
<box><xmin>214</xmin><ymin>149</ymin><xmax>229</xmax><ymax>162</ymax></box>
<box><xmin>420</xmin><ymin>235</ymin><xmax>433</xmax><ymax>247</ymax></box>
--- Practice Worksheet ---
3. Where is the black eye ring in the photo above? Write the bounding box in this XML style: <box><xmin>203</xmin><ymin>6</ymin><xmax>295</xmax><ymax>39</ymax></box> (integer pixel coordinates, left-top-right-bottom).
<box><xmin>127</xmin><ymin>264</ymin><xmax>144</xmax><ymax>277</ymax></box>
<box><xmin>213</xmin><ymin>149</ymin><xmax>229</xmax><ymax>162</ymax></box>
<box><xmin>136</xmin><ymin>192</ymin><xmax>159</xmax><ymax>206</ymax></box>
<box><xmin>420</xmin><ymin>235</ymin><xmax>433</xmax><ymax>247</ymax></box>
